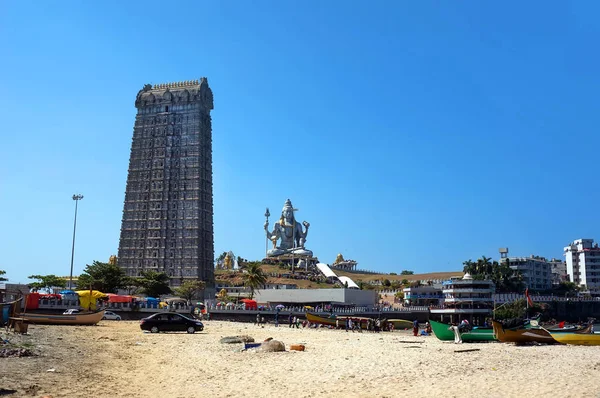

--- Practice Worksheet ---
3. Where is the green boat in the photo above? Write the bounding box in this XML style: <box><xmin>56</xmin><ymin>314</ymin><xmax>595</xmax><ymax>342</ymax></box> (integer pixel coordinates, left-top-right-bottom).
<box><xmin>430</xmin><ymin>320</ymin><xmax>496</xmax><ymax>342</ymax></box>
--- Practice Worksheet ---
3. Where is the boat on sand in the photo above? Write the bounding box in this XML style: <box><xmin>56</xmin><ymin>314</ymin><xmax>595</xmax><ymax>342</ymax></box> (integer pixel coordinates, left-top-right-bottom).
<box><xmin>430</xmin><ymin>320</ymin><xmax>496</xmax><ymax>342</ymax></box>
<box><xmin>492</xmin><ymin>320</ymin><xmax>558</xmax><ymax>344</ymax></box>
<box><xmin>17</xmin><ymin>310</ymin><xmax>105</xmax><ymax>326</ymax></box>
<box><xmin>545</xmin><ymin>324</ymin><xmax>600</xmax><ymax>346</ymax></box>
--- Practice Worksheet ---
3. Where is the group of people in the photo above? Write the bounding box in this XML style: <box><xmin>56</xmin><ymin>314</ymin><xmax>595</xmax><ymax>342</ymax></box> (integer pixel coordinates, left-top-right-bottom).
<box><xmin>412</xmin><ymin>320</ymin><xmax>433</xmax><ymax>336</ymax></box>
<box><xmin>336</xmin><ymin>317</ymin><xmax>394</xmax><ymax>332</ymax></box>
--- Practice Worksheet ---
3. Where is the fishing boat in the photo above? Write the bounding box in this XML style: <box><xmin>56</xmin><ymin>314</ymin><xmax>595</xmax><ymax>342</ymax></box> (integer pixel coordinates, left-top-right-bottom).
<box><xmin>306</xmin><ymin>312</ymin><xmax>337</xmax><ymax>327</ymax></box>
<box><xmin>17</xmin><ymin>309</ymin><xmax>105</xmax><ymax>325</ymax></box>
<box><xmin>430</xmin><ymin>320</ymin><xmax>496</xmax><ymax>342</ymax></box>
<box><xmin>545</xmin><ymin>325</ymin><xmax>600</xmax><ymax>346</ymax></box>
<box><xmin>388</xmin><ymin>319</ymin><xmax>414</xmax><ymax>330</ymax></box>
<box><xmin>492</xmin><ymin>320</ymin><xmax>558</xmax><ymax>344</ymax></box>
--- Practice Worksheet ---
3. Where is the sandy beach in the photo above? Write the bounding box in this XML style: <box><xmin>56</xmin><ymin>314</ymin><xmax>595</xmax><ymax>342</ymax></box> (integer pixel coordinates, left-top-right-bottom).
<box><xmin>2</xmin><ymin>320</ymin><xmax>599</xmax><ymax>398</ymax></box>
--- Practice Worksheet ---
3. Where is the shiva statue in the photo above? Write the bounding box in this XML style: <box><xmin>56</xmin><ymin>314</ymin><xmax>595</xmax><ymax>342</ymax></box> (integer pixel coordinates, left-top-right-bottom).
<box><xmin>264</xmin><ymin>199</ymin><xmax>312</xmax><ymax>257</ymax></box>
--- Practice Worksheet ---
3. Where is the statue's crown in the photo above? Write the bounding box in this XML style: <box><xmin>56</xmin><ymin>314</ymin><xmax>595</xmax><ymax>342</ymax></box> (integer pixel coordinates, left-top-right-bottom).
<box><xmin>282</xmin><ymin>199</ymin><xmax>293</xmax><ymax>211</ymax></box>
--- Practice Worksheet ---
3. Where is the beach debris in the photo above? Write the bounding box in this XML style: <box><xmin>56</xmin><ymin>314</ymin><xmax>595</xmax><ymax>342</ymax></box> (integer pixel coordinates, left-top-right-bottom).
<box><xmin>396</xmin><ymin>341</ymin><xmax>424</xmax><ymax>344</ymax></box>
<box><xmin>290</xmin><ymin>344</ymin><xmax>305</xmax><ymax>351</ymax></box>
<box><xmin>0</xmin><ymin>347</ymin><xmax>37</xmax><ymax>358</ymax></box>
<box><xmin>454</xmin><ymin>349</ymin><xmax>481</xmax><ymax>353</ymax></box>
<box><xmin>403</xmin><ymin>346</ymin><xmax>422</xmax><ymax>349</ymax></box>
<box><xmin>263</xmin><ymin>337</ymin><xmax>273</xmax><ymax>342</ymax></box>
<box><xmin>0</xmin><ymin>388</ymin><xmax>17</xmax><ymax>396</ymax></box>
<box><xmin>259</xmin><ymin>340</ymin><xmax>285</xmax><ymax>352</ymax></box>
<box><xmin>220</xmin><ymin>335</ymin><xmax>255</xmax><ymax>344</ymax></box>
<box><xmin>46</xmin><ymin>368</ymin><xmax>56</xmax><ymax>372</ymax></box>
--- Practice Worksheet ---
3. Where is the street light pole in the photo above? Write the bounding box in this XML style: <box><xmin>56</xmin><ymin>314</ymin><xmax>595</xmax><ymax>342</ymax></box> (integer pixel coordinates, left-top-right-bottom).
<box><xmin>69</xmin><ymin>194</ymin><xmax>84</xmax><ymax>290</ymax></box>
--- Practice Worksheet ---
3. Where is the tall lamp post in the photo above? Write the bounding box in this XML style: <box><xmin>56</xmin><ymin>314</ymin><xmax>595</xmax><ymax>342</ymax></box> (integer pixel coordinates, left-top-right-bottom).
<box><xmin>69</xmin><ymin>194</ymin><xmax>84</xmax><ymax>290</ymax></box>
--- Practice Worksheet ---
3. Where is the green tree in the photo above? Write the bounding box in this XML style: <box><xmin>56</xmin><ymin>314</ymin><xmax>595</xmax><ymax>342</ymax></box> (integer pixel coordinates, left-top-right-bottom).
<box><xmin>174</xmin><ymin>280</ymin><xmax>206</xmax><ymax>301</ymax></box>
<box><xmin>28</xmin><ymin>275</ymin><xmax>67</xmax><ymax>292</ymax></box>
<box><xmin>400</xmin><ymin>270</ymin><xmax>414</xmax><ymax>275</ymax></box>
<box><xmin>0</xmin><ymin>270</ymin><xmax>7</xmax><ymax>282</ymax></box>
<box><xmin>242</xmin><ymin>262</ymin><xmax>267</xmax><ymax>299</ymax></box>
<box><xmin>553</xmin><ymin>281</ymin><xmax>579</xmax><ymax>297</ymax></box>
<box><xmin>462</xmin><ymin>256</ymin><xmax>523</xmax><ymax>293</ymax></box>
<box><xmin>382</xmin><ymin>279</ymin><xmax>391</xmax><ymax>287</ymax></box>
<box><xmin>395</xmin><ymin>291</ymin><xmax>405</xmax><ymax>300</ymax></box>
<box><xmin>77</xmin><ymin>261</ymin><xmax>128</xmax><ymax>293</ymax></box>
<box><xmin>135</xmin><ymin>271</ymin><xmax>172</xmax><ymax>298</ymax></box>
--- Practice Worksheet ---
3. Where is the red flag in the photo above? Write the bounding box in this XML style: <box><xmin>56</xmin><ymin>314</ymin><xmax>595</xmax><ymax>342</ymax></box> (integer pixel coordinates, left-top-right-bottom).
<box><xmin>525</xmin><ymin>288</ymin><xmax>534</xmax><ymax>307</ymax></box>
<box><xmin>558</xmin><ymin>321</ymin><xmax>565</xmax><ymax>328</ymax></box>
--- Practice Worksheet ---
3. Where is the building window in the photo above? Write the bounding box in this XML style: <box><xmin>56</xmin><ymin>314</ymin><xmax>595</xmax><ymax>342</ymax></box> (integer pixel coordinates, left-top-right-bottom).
<box><xmin>165</xmin><ymin>106</ymin><xmax>169</xmax><ymax>112</ymax></box>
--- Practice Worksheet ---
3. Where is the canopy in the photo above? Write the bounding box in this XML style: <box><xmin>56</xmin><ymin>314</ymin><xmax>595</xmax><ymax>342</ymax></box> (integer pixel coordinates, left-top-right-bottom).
<box><xmin>145</xmin><ymin>297</ymin><xmax>159</xmax><ymax>303</ymax></box>
<box><xmin>59</xmin><ymin>290</ymin><xmax>77</xmax><ymax>295</ymax></box>
<box><xmin>75</xmin><ymin>290</ymin><xmax>108</xmax><ymax>310</ymax></box>
<box><xmin>106</xmin><ymin>293</ymin><xmax>134</xmax><ymax>303</ymax></box>
<box><xmin>39</xmin><ymin>294</ymin><xmax>62</xmax><ymax>300</ymax></box>
<box><xmin>165</xmin><ymin>297</ymin><xmax>187</xmax><ymax>304</ymax></box>
<box><xmin>241</xmin><ymin>299</ymin><xmax>257</xmax><ymax>309</ymax></box>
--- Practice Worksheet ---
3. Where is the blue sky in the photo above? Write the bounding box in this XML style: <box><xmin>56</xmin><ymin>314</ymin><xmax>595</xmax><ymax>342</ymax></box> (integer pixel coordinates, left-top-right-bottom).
<box><xmin>1</xmin><ymin>1</ymin><xmax>599</xmax><ymax>283</ymax></box>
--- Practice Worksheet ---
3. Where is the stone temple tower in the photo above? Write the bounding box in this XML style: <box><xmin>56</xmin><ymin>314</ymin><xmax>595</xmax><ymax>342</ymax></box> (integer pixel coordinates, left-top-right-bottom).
<box><xmin>117</xmin><ymin>78</ymin><xmax>215</xmax><ymax>289</ymax></box>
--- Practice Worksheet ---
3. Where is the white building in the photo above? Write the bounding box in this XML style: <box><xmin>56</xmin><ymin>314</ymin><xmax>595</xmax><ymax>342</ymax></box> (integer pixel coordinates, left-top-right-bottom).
<box><xmin>429</xmin><ymin>274</ymin><xmax>494</xmax><ymax>325</ymax></box>
<box><xmin>501</xmin><ymin>255</ymin><xmax>553</xmax><ymax>291</ymax></box>
<box><xmin>564</xmin><ymin>239</ymin><xmax>600</xmax><ymax>295</ymax></box>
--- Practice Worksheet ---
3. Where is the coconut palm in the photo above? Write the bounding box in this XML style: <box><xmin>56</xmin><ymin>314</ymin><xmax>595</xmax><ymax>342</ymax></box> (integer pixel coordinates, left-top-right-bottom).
<box><xmin>243</xmin><ymin>262</ymin><xmax>267</xmax><ymax>299</ymax></box>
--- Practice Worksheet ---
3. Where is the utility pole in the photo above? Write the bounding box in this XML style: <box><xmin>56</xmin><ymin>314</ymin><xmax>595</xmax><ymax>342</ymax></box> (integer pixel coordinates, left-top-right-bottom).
<box><xmin>69</xmin><ymin>194</ymin><xmax>84</xmax><ymax>290</ymax></box>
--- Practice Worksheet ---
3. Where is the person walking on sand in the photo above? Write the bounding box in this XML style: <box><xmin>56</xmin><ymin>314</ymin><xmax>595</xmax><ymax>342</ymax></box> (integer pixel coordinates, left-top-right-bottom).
<box><xmin>413</xmin><ymin>319</ymin><xmax>419</xmax><ymax>336</ymax></box>
<box><xmin>289</xmin><ymin>313</ymin><xmax>294</xmax><ymax>328</ymax></box>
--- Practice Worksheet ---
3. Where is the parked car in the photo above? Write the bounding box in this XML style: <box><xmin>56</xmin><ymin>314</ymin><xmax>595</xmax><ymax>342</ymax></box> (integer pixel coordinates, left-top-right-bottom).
<box><xmin>102</xmin><ymin>311</ymin><xmax>122</xmax><ymax>321</ymax></box>
<box><xmin>140</xmin><ymin>313</ymin><xmax>204</xmax><ymax>334</ymax></box>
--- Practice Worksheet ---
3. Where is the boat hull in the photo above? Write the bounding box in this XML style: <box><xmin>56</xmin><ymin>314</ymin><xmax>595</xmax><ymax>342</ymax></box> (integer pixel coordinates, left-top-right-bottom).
<box><xmin>19</xmin><ymin>310</ymin><xmax>105</xmax><ymax>325</ymax></box>
<box><xmin>548</xmin><ymin>332</ymin><xmax>600</xmax><ymax>346</ymax></box>
<box><xmin>430</xmin><ymin>320</ymin><xmax>496</xmax><ymax>342</ymax></box>
<box><xmin>306</xmin><ymin>312</ymin><xmax>337</xmax><ymax>327</ymax></box>
<box><xmin>492</xmin><ymin>320</ymin><xmax>558</xmax><ymax>344</ymax></box>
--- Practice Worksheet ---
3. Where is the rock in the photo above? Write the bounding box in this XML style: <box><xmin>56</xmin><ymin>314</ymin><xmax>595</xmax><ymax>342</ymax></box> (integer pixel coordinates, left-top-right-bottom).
<box><xmin>220</xmin><ymin>335</ymin><xmax>255</xmax><ymax>344</ymax></box>
<box><xmin>260</xmin><ymin>340</ymin><xmax>285</xmax><ymax>352</ymax></box>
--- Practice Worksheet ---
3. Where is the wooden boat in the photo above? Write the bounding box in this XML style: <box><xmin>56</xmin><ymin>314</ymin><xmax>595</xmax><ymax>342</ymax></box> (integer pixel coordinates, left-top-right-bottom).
<box><xmin>388</xmin><ymin>319</ymin><xmax>414</xmax><ymax>329</ymax></box>
<box><xmin>430</xmin><ymin>320</ymin><xmax>496</xmax><ymax>342</ymax></box>
<box><xmin>546</xmin><ymin>331</ymin><xmax>600</xmax><ymax>346</ymax></box>
<box><xmin>306</xmin><ymin>312</ymin><xmax>337</xmax><ymax>327</ymax></box>
<box><xmin>18</xmin><ymin>309</ymin><xmax>105</xmax><ymax>325</ymax></box>
<box><xmin>492</xmin><ymin>320</ymin><xmax>558</xmax><ymax>344</ymax></box>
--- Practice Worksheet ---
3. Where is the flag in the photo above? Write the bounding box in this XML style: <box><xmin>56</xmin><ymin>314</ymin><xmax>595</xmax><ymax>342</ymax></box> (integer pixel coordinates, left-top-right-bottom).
<box><xmin>525</xmin><ymin>288</ymin><xmax>534</xmax><ymax>307</ymax></box>
<box><xmin>558</xmin><ymin>321</ymin><xmax>565</xmax><ymax>329</ymax></box>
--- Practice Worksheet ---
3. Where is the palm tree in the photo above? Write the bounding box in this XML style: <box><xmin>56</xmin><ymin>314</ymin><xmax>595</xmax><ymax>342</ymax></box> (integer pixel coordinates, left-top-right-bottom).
<box><xmin>243</xmin><ymin>262</ymin><xmax>267</xmax><ymax>299</ymax></box>
<box><xmin>462</xmin><ymin>260</ymin><xmax>475</xmax><ymax>275</ymax></box>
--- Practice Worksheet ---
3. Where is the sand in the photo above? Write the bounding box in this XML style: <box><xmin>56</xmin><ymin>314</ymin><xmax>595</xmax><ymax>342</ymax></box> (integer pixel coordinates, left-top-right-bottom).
<box><xmin>1</xmin><ymin>320</ymin><xmax>599</xmax><ymax>397</ymax></box>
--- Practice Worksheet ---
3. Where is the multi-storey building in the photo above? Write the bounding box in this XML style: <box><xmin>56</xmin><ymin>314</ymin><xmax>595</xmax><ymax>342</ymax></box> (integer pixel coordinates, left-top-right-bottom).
<box><xmin>501</xmin><ymin>255</ymin><xmax>552</xmax><ymax>291</ymax></box>
<box><xmin>429</xmin><ymin>274</ymin><xmax>495</xmax><ymax>325</ymax></box>
<box><xmin>549</xmin><ymin>258</ymin><xmax>567</xmax><ymax>286</ymax></box>
<box><xmin>564</xmin><ymin>239</ymin><xmax>600</xmax><ymax>295</ymax></box>
<box><xmin>117</xmin><ymin>79</ymin><xmax>215</xmax><ymax>289</ymax></box>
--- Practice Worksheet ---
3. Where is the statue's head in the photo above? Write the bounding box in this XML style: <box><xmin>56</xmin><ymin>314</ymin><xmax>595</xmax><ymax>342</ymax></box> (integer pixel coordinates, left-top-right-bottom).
<box><xmin>282</xmin><ymin>199</ymin><xmax>295</xmax><ymax>222</ymax></box>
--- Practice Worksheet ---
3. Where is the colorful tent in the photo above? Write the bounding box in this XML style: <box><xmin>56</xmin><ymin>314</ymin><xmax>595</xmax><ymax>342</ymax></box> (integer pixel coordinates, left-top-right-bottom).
<box><xmin>105</xmin><ymin>293</ymin><xmax>134</xmax><ymax>303</ymax></box>
<box><xmin>241</xmin><ymin>299</ymin><xmax>258</xmax><ymax>310</ymax></box>
<box><xmin>75</xmin><ymin>290</ymin><xmax>107</xmax><ymax>310</ymax></box>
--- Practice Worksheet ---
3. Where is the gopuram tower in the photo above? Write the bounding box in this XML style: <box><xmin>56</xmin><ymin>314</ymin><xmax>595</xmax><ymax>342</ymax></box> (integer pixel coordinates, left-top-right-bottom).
<box><xmin>117</xmin><ymin>79</ymin><xmax>215</xmax><ymax>289</ymax></box>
